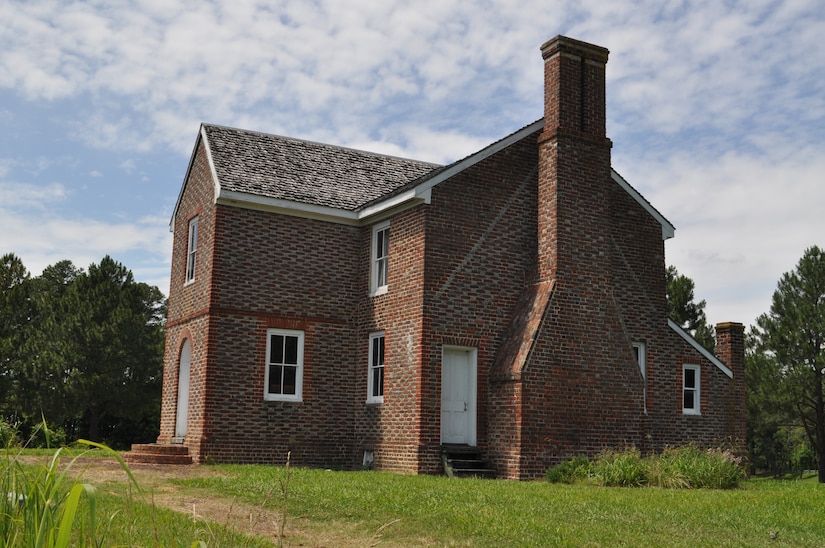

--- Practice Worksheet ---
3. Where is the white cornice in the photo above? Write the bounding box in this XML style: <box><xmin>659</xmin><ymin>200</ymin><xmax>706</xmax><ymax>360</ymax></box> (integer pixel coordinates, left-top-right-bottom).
<box><xmin>668</xmin><ymin>319</ymin><xmax>733</xmax><ymax>378</ymax></box>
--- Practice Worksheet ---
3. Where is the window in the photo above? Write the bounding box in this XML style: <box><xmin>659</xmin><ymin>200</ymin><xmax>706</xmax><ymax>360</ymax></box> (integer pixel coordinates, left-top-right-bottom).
<box><xmin>633</xmin><ymin>342</ymin><xmax>647</xmax><ymax>414</ymax></box>
<box><xmin>632</xmin><ymin>342</ymin><xmax>646</xmax><ymax>380</ymax></box>
<box><xmin>264</xmin><ymin>329</ymin><xmax>304</xmax><ymax>401</ymax></box>
<box><xmin>683</xmin><ymin>364</ymin><xmax>700</xmax><ymax>415</ymax></box>
<box><xmin>370</xmin><ymin>222</ymin><xmax>389</xmax><ymax>295</ymax></box>
<box><xmin>367</xmin><ymin>332</ymin><xmax>385</xmax><ymax>403</ymax></box>
<box><xmin>185</xmin><ymin>216</ymin><xmax>199</xmax><ymax>284</ymax></box>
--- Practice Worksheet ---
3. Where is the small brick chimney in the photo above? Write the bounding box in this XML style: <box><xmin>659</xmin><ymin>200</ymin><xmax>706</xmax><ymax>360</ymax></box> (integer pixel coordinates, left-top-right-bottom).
<box><xmin>537</xmin><ymin>35</ymin><xmax>612</xmax><ymax>283</ymax></box>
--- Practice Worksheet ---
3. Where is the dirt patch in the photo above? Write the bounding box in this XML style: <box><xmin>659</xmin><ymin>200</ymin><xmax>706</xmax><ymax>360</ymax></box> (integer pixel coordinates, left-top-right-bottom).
<box><xmin>20</xmin><ymin>456</ymin><xmax>401</xmax><ymax>546</ymax></box>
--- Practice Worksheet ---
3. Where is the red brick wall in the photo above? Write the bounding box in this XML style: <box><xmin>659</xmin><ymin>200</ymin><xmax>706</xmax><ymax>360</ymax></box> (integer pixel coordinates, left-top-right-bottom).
<box><xmin>421</xmin><ymin>135</ymin><xmax>540</xmax><ymax>473</ymax></box>
<box><xmin>158</xmin><ymin>136</ymin><xmax>215</xmax><ymax>457</ymax></box>
<box><xmin>356</xmin><ymin>206</ymin><xmax>428</xmax><ymax>473</ymax></box>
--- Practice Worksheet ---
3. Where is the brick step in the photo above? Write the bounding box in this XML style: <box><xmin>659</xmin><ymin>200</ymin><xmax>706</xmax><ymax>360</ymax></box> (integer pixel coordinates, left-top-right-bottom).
<box><xmin>128</xmin><ymin>443</ymin><xmax>190</xmax><ymax>456</ymax></box>
<box><xmin>441</xmin><ymin>444</ymin><xmax>496</xmax><ymax>479</ymax></box>
<box><xmin>122</xmin><ymin>443</ymin><xmax>192</xmax><ymax>465</ymax></box>
<box><xmin>452</xmin><ymin>467</ymin><xmax>497</xmax><ymax>479</ymax></box>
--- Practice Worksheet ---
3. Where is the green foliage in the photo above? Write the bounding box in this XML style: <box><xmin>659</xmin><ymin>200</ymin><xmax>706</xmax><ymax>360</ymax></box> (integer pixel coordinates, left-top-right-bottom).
<box><xmin>647</xmin><ymin>445</ymin><xmax>745</xmax><ymax>489</ymax></box>
<box><xmin>545</xmin><ymin>456</ymin><xmax>592</xmax><ymax>484</ymax></box>
<box><xmin>666</xmin><ymin>265</ymin><xmax>715</xmax><ymax>350</ymax></box>
<box><xmin>0</xmin><ymin>440</ymin><xmax>138</xmax><ymax>547</ymax></box>
<box><xmin>0</xmin><ymin>420</ymin><xmax>20</xmax><ymax>448</ymax></box>
<box><xmin>546</xmin><ymin>445</ymin><xmax>746</xmax><ymax>489</ymax></box>
<box><xmin>592</xmin><ymin>447</ymin><xmax>647</xmax><ymax>487</ymax></box>
<box><xmin>754</xmin><ymin>245</ymin><xmax>825</xmax><ymax>482</ymax></box>
<box><xmin>0</xmin><ymin>253</ymin><xmax>166</xmax><ymax>446</ymax></box>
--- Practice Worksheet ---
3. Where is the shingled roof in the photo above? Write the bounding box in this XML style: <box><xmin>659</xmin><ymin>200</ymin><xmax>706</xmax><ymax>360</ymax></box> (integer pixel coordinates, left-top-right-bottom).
<box><xmin>202</xmin><ymin>124</ymin><xmax>441</xmax><ymax>211</ymax></box>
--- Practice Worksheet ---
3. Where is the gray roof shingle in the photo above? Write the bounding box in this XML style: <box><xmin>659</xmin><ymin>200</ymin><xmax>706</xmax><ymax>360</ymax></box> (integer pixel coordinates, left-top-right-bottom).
<box><xmin>203</xmin><ymin>124</ymin><xmax>441</xmax><ymax>211</ymax></box>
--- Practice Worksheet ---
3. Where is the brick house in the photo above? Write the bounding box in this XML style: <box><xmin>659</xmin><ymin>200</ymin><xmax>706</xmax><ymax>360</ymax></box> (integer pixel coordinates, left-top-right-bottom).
<box><xmin>155</xmin><ymin>35</ymin><xmax>745</xmax><ymax>479</ymax></box>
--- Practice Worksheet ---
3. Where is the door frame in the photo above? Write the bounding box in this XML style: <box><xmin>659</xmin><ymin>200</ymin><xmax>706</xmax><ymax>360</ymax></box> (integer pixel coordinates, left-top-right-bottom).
<box><xmin>174</xmin><ymin>339</ymin><xmax>192</xmax><ymax>438</ymax></box>
<box><xmin>440</xmin><ymin>345</ymin><xmax>478</xmax><ymax>446</ymax></box>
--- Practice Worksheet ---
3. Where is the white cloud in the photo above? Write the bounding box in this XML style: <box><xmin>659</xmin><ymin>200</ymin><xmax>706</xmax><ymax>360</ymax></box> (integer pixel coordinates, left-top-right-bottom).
<box><xmin>0</xmin><ymin>181</ymin><xmax>68</xmax><ymax>208</ymax></box>
<box><xmin>638</xmin><ymin>142</ymin><xmax>825</xmax><ymax>327</ymax></box>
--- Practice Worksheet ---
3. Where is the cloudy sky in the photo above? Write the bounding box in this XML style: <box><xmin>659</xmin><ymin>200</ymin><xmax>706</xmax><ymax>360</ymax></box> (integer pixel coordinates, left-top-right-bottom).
<box><xmin>1</xmin><ymin>0</ymin><xmax>823</xmax><ymax>329</ymax></box>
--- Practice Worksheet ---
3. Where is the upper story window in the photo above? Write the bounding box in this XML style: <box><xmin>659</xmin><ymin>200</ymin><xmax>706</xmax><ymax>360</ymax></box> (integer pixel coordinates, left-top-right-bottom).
<box><xmin>185</xmin><ymin>216</ymin><xmax>199</xmax><ymax>284</ymax></box>
<box><xmin>633</xmin><ymin>341</ymin><xmax>647</xmax><ymax>414</ymax></box>
<box><xmin>682</xmin><ymin>364</ymin><xmax>700</xmax><ymax>415</ymax></box>
<box><xmin>367</xmin><ymin>332</ymin><xmax>385</xmax><ymax>404</ymax></box>
<box><xmin>632</xmin><ymin>342</ymin><xmax>646</xmax><ymax>380</ymax></box>
<box><xmin>264</xmin><ymin>329</ymin><xmax>304</xmax><ymax>402</ymax></box>
<box><xmin>370</xmin><ymin>221</ymin><xmax>390</xmax><ymax>296</ymax></box>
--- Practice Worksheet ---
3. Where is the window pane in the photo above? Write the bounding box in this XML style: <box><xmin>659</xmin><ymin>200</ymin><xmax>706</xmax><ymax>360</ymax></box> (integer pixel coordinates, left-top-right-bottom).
<box><xmin>684</xmin><ymin>390</ymin><xmax>694</xmax><ymax>409</ymax></box>
<box><xmin>377</xmin><ymin>336</ymin><xmax>385</xmax><ymax>365</ymax></box>
<box><xmin>284</xmin><ymin>335</ymin><xmax>298</xmax><ymax>364</ymax></box>
<box><xmin>282</xmin><ymin>365</ymin><xmax>297</xmax><ymax>395</ymax></box>
<box><xmin>269</xmin><ymin>364</ymin><xmax>283</xmax><ymax>394</ymax></box>
<box><xmin>271</xmin><ymin>335</ymin><xmax>284</xmax><ymax>364</ymax></box>
<box><xmin>376</xmin><ymin>229</ymin><xmax>388</xmax><ymax>259</ymax></box>
<box><xmin>377</xmin><ymin>257</ymin><xmax>388</xmax><ymax>287</ymax></box>
<box><xmin>684</xmin><ymin>368</ymin><xmax>696</xmax><ymax>388</ymax></box>
<box><xmin>377</xmin><ymin>366</ymin><xmax>384</xmax><ymax>396</ymax></box>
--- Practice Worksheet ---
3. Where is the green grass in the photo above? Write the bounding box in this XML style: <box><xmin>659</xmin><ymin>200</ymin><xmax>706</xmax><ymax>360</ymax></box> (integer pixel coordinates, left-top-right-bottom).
<box><xmin>2</xmin><ymin>444</ymin><xmax>268</xmax><ymax>547</ymax></box>
<box><xmin>7</xmin><ymin>442</ymin><xmax>825</xmax><ymax>546</ymax></box>
<box><xmin>176</xmin><ymin>466</ymin><xmax>825</xmax><ymax>546</ymax></box>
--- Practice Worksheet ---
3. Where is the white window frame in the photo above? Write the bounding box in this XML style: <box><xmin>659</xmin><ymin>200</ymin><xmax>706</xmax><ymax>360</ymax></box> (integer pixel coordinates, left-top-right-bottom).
<box><xmin>682</xmin><ymin>364</ymin><xmax>700</xmax><ymax>415</ymax></box>
<box><xmin>185</xmin><ymin>216</ymin><xmax>199</xmax><ymax>285</ymax></box>
<box><xmin>264</xmin><ymin>328</ymin><xmax>304</xmax><ymax>402</ymax></box>
<box><xmin>370</xmin><ymin>221</ymin><xmax>390</xmax><ymax>296</ymax></box>
<box><xmin>367</xmin><ymin>331</ymin><xmax>385</xmax><ymax>404</ymax></box>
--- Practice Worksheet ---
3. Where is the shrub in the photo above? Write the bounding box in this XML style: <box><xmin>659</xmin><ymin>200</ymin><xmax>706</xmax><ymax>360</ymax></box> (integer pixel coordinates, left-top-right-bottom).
<box><xmin>546</xmin><ymin>456</ymin><xmax>592</xmax><ymax>484</ymax></box>
<box><xmin>0</xmin><ymin>420</ymin><xmax>20</xmax><ymax>448</ymax></box>
<box><xmin>25</xmin><ymin>422</ymin><xmax>67</xmax><ymax>449</ymax></box>
<box><xmin>645</xmin><ymin>445</ymin><xmax>745</xmax><ymax>489</ymax></box>
<box><xmin>593</xmin><ymin>447</ymin><xmax>647</xmax><ymax>487</ymax></box>
<box><xmin>548</xmin><ymin>445</ymin><xmax>746</xmax><ymax>489</ymax></box>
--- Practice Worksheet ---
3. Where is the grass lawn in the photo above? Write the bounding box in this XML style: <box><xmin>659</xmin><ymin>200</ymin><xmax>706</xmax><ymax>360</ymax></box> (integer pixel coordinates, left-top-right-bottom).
<box><xmin>173</xmin><ymin>466</ymin><xmax>825</xmax><ymax>546</ymax></box>
<box><xmin>8</xmin><ymin>448</ymin><xmax>825</xmax><ymax>546</ymax></box>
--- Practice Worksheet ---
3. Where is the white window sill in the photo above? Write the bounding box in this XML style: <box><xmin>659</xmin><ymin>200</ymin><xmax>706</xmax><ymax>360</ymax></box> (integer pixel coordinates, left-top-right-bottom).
<box><xmin>366</xmin><ymin>398</ymin><xmax>384</xmax><ymax>405</ymax></box>
<box><xmin>370</xmin><ymin>286</ymin><xmax>388</xmax><ymax>297</ymax></box>
<box><xmin>265</xmin><ymin>396</ymin><xmax>303</xmax><ymax>403</ymax></box>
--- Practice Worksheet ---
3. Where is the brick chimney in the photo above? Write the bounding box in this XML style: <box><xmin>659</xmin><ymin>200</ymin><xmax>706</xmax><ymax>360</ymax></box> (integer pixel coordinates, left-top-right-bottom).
<box><xmin>537</xmin><ymin>35</ymin><xmax>612</xmax><ymax>283</ymax></box>
<box><xmin>715</xmin><ymin>322</ymin><xmax>747</xmax><ymax>443</ymax></box>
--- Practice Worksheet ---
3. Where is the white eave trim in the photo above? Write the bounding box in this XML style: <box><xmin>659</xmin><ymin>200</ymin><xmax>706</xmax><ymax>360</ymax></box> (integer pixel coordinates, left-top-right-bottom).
<box><xmin>611</xmin><ymin>170</ymin><xmax>675</xmax><ymax>240</ymax></box>
<box><xmin>217</xmin><ymin>190</ymin><xmax>360</xmax><ymax>225</ymax></box>
<box><xmin>668</xmin><ymin>319</ymin><xmax>733</xmax><ymax>378</ymax></box>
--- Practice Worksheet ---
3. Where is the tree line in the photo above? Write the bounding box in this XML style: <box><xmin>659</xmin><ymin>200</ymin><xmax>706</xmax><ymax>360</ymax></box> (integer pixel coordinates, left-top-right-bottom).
<box><xmin>0</xmin><ymin>253</ymin><xmax>164</xmax><ymax>448</ymax></box>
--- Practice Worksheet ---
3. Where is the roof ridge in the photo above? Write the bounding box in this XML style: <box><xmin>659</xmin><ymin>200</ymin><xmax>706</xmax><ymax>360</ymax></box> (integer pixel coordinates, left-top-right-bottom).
<box><xmin>201</xmin><ymin>122</ymin><xmax>441</xmax><ymax>168</ymax></box>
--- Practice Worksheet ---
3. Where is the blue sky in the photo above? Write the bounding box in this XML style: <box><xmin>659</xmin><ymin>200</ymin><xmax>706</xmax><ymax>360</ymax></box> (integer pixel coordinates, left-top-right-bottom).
<box><xmin>1</xmin><ymin>0</ymin><xmax>823</xmax><ymax>329</ymax></box>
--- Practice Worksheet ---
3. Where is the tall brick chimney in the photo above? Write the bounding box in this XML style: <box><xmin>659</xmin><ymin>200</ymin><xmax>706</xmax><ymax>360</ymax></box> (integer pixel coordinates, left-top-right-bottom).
<box><xmin>715</xmin><ymin>322</ymin><xmax>747</xmax><ymax>444</ymax></box>
<box><xmin>537</xmin><ymin>35</ymin><xmax>612</xmax><ymax>283</ymax></box>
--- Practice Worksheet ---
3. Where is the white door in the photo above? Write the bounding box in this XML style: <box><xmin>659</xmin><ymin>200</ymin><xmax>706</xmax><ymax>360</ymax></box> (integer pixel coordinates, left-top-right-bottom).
<box><xmin>441</xmin><ymin>346</ymin><xmax>477</xmax><ymax>445</ymax></box>
<box><xmin>175</xmin><ymin>340</ymin><xmax>191</xmax><ymax>438</ymax></box>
